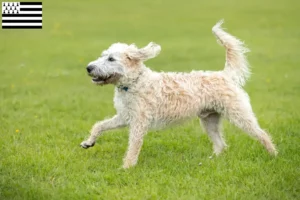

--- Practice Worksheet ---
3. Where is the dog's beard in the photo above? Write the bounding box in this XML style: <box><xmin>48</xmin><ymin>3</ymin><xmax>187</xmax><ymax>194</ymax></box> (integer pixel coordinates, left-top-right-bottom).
<box><xmin>90</xmin><ymin>73</ymin><xmax>122</xmax><ymax>85</ymax></box>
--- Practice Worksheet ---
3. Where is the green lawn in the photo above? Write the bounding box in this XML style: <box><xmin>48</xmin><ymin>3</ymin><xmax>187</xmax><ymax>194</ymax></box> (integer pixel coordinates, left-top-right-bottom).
<box><xmin>1</xmin><ymin>0</ymin><xmax>299</xmax><ymax>199</ymax></box>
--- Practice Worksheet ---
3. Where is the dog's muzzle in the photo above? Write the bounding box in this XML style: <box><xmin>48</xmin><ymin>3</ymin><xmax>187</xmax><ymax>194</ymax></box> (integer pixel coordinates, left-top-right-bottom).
<box><xmin>86</xmin><ymin>64</ymin><xmax>120</xmax><ymax>85</ymax></box>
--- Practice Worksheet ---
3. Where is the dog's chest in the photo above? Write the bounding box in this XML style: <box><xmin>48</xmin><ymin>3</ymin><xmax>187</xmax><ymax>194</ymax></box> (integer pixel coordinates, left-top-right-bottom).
<box><xmin>113</xmin><ymin>90</ymin><xmax>137</xmax><ymax>115</ymax></box>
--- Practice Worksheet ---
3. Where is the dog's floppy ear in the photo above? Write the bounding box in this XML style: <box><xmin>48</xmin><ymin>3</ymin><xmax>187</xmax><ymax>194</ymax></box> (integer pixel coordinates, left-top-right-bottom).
<box><xmin>127</xmin><ymin>42</ymin><xmax>161</xmax><ymax>61</ymax></box>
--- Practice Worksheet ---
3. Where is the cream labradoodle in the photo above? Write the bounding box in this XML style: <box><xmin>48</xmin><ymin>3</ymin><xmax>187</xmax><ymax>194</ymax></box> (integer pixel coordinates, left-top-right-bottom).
<box><xmin>80</xmin><ymin>20</ymin><xmax>277</xmax><ymax>168</ymax></box>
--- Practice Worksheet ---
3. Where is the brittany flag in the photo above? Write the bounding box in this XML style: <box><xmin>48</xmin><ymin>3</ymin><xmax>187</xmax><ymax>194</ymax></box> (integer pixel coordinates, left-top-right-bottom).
<box><xmin>2</xmin><ymin>2</ymin><xmax>42</xmax><ymax>29</ymax></box>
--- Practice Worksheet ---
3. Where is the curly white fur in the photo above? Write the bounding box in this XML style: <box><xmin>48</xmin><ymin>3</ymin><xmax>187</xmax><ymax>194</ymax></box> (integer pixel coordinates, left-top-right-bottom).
<box><xmin>212</xmin><ymin>19</ymin><xmax>250</xmax><ymax>86</ymax></box>
<box><xmin>81</xmin><ymin>20</ymin><xmax>277</xmax><ymax>169</ymax></box>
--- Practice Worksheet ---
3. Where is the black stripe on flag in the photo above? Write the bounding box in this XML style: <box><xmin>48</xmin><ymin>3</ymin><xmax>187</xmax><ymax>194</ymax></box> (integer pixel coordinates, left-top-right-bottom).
<box><xmin>2</xmin><ymin>26</ymin><xmax>42</xmax><ymax>29</ymax></box>
<box><xmin>2</xmin><ymin>20</ymin><xmax>42</xmax><ymax>23</ymax></box>
<box><xmin>20</xmin><ymin>8</ymin><xmax>43</xmax><ymax>11</ymax></box>
<box><xmin>20</xmin><ymin>2</ymin><xmax>42</xmax><ymax>5</ymax></box>
<box><xmin>2</xmin><ymin>14</ymin><xmax>42</xmax><ymax>17</ymax></box>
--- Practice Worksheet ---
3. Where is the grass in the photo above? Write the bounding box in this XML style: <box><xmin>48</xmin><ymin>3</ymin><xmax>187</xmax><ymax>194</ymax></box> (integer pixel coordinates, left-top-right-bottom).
<box><xmin>0</xmin><ymin>0</ymin><xmax>300</xmax><ymax>199</ymax></box>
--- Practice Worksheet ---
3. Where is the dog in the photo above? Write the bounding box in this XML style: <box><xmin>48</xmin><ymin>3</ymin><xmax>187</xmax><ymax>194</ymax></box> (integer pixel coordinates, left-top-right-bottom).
<box><xmin>80</xmin><ymin>20</ymin><xmax>277</xmax><ymax>168</ymax></box>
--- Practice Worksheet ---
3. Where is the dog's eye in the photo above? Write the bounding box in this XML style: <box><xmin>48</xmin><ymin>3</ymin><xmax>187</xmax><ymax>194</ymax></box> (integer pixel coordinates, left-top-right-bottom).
<box><xmin>108</xmin><ymin>57</ymin><xmax>115</xmax><ymax>62</ymax></box>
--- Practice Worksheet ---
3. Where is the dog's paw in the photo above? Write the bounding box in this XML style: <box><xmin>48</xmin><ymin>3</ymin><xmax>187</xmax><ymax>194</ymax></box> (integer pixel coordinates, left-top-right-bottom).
<box><xmin>122</xmin><ymin>163</ymin><xmax>134</xmax><ymax>169</ymax></box>
<box><xmin>80</xmin><ymin>140</ymin><xmax>95</xmax><ymax>149</ymax></box>
<box><xmin>122</xmin><ymin>159</ymin><xmax>137</xmax><ymax>169</ymax></box>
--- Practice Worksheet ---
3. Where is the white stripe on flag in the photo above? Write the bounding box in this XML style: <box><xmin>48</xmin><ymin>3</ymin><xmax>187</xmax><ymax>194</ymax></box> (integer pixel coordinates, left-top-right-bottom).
<box><xmin>2</xmin><ymin>23</ymin><xmax>42</xmax><ymax>26</ymax></box>
<box><xmin>2</xmin><ymin>17</ymin><xmax>42</xmax><ymax>20</ymax></box>
<box><xmin>19</xmin><ymin>11</ymin><xmax>42</xmax><ymax>14</ymax></box>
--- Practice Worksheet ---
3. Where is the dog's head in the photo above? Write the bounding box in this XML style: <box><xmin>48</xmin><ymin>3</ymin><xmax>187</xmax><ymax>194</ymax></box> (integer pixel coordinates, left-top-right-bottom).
<box><xmin>86</xmin><ymin>42</ymin><xmax>161</xmax><ymax>85</ymax></box>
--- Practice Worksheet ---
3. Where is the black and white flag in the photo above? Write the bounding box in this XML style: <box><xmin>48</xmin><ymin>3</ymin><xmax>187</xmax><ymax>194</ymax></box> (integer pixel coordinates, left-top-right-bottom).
<box><xmin>2</xmin><ymin>2</ymin><xmax>42</xmax><ymax>29</ymax></box>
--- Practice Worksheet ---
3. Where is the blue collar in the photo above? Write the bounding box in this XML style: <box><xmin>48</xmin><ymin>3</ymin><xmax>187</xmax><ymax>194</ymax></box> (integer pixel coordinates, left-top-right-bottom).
<box><xmin>117</xmin><ymin>85</ymin><xmax>129</xmax><ymax>92</ymax></box>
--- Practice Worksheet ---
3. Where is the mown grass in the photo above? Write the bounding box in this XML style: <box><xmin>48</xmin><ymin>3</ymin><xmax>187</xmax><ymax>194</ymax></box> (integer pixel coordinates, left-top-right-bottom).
<box><xmin>0</xmin><ymin>0</ymin><xmax>299</xmax><ymax>199</ymax></box>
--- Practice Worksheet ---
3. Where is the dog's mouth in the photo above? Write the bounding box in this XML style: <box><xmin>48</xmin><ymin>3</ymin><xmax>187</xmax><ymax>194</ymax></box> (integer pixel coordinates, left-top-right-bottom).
<box><xmin>90</xmin><ymin>74</ymin><xmax>121</xmax><ymax>85</ymax></box>
<box><xmin>92</xmin><ymin>75</ymin><xmax>112</xmax><ymax>83</ymax></box>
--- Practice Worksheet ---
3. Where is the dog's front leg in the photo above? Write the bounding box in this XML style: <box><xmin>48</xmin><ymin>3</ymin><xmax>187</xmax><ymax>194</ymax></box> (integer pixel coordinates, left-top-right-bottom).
<box><xmin>123</xmin><ymin>123</ymin><xmax>148</xmax><ymax>169</ymax></box>
<box><xmin>80</xmin><ymin>115</ymin><xmax>126</xmax><ymax>149</ymax></box>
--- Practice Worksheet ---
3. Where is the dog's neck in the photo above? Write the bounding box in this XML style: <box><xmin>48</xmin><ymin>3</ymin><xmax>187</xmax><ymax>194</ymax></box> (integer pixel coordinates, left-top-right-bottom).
<box><xmin>117</xmin><ymin>85</ymin><xmax>129</xmax><ymax>92</ymax></box>
<box><xmin>116</xmin><ymin>65</ymin><xmax>151</xmax><ymax>92</ymax></box>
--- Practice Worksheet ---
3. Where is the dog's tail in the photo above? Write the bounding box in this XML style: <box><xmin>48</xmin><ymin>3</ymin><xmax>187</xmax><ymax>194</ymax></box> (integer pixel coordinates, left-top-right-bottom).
<box><xmin>212</xmin><ymin>20</ymin><xmax>250</xmax><ymax>86</ymax></box>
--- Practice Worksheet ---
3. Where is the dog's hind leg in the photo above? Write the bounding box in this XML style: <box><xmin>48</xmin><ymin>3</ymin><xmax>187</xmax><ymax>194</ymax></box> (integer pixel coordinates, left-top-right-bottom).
<box><xmin>80</xmin><ymin>115</ymin><xmax>126</xmax><ymax>149</ymax></box>
<box><xmin>199</xmin><ymin>112</ymin><xmax>227</xmax><ymax>155</ymax></box>
<box><xmin>224</xmin><ymin>101</ymin><xmax>277</xmax><ymax>156</ymax></box>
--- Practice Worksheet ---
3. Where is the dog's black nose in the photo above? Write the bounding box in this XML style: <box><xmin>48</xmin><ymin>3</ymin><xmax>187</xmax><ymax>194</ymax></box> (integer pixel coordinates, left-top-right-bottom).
<box><xmin>86</xmin><ymin>65</ymin><xmax>95</xmax><ymax>73</ymax></box>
